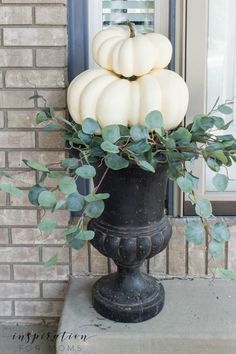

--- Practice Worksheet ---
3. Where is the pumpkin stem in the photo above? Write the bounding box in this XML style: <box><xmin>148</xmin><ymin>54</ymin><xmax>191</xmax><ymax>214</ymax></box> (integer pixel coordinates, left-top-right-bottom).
<box><xmin>120</xmin><ymin>75</ymin><xmax>137</xmax><ymax>81</ymax></box>
<box><xmin>127</xmin><ymin>21</ymin><xmax>136</xmax><ymax>38</ymax></box>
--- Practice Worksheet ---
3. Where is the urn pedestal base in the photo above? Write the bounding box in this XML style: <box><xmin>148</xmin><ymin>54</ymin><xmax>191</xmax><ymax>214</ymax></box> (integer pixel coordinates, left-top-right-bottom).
<box><xmin>88</xmin><ymin>163</ymin><xmax>172</xmax><ymax>323</ymax></box>
<box><xmin>89</xmin><ymin>216</ymin><xmax>172</xmax><ymax>323</ymax></box>
<box><xmin>92</xmin><ymin>270</ymin><xmax>164</xmax><ymax>323</ymax></box>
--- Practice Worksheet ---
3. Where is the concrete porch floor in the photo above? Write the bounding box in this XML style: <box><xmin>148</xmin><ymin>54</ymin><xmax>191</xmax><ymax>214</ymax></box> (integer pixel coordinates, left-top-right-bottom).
<box><xmin>0</xmin><ymin>276</ymin><xmax>236</xmax><ymax>354</ymax></box>
<box><xmin>57</xmin><ymin>276</ymin><xmax>236</xmax><ymax>354</ymax></box>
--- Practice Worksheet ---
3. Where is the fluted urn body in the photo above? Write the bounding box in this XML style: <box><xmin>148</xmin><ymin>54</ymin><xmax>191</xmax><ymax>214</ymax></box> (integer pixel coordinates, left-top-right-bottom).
<box><xmin>88</xmin><ymin>162</ymin><xmax>172</xmax><ymax>323</ymax></box>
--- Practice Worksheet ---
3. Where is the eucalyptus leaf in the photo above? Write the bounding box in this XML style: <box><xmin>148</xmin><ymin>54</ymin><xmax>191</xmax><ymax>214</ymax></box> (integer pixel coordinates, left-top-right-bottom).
<box><xmin>187</xmin><ymin>173</ymin><xmax>199</xmax><ymax>189</ymax></box>
<box><xmin>23</xmin><ymin>160</ymin><xmax>49</xmax><ymax>172</ymax></box>
<box><xmin>61</xmin><ymin>158</ymin><xmax>79</xmax><ymax>169</ymax></box>
<box><xmin>85</xmin><ymin>200</ymin><xmax>105</xmax><ymax>218</ymax></box>
<box><xmin>77</xmin><ymin>230</ymin><xmax>95</xmax><ymax>240</ymax></box>
<box><xmin>138</xmin><ymin>160</ymin><xmax>155</xmax><ymax>173</ymax></box>
<box><xmin>38</xmin><ymin>191</ymin><xmax>57</xmax><ymax>207</ymax></box>
<box><xmin>165</xmin><ymin>138</ymin><xmax>176</xmax><ymax>150</ymax></box>
<box><xmin>216</xmin><ymin>268</ymin><xmax>236</xmax><ymax>280</ymax></box>
<box><xmin>82</xmin><ymin>118</ymin><xmax>100</xmax><ymax>134</ymax></box>
<box><xmin>195</xmin><ymin>198</ymin><xmax>212</xmax><ymax>218</ymax></box>
<box><xmin>59</xmin><ymin>176</ymin><xmax>77</xmax><ymax>195</ymax></box>
<box><xmin>184</xmin><ymin>220</ymin><xmax>205</xmax><ymax>245</ymax></box>
<box><xmin>218</xmin><ymin>104</ymin><xmax>233</xmax><ymax>115</ymax></box>
<box><xmin>75</xmin><ymin>165</ymin><xmax>96</xmax><ymax>179</ymax></box>
<box><xmin>105</xmin><ymin>154</ymin><xmax>129</xmax><ymax>170</ymax></box>
<box><xmin>143</xmin><ymin>148</ymin><xmax>152</xmax><ymax>164</ymax></box>
<box><xmin>78</xmin><ymin>130</ymin><xmax>92</xmax><ymax>145</ymax></box>
<box><xmin>209</xmin><ymin>151</ymin><xmax>228</xmax><ymax>164</ymax></box>
<box><xmin>206</xmin><ymin>158</ymin><xmax>220</xmax><ymax>172</ymax></box>
<box><xmin>212</xmin><ymin>116</ymin><xmax>225</xmax><ymax>129</ymax></box>
<box><xmin>28</xmin><ymin>185</ymin><xmax>47</xmax><ymax>205</ymax></box>
<box><xmin>38</xmin><ymin>219</ymin><xmax>57</xmax><ymax>232</ymax></box>
<box><xmin>53</xmin><ymin>199</ymin><xmax>66</xmax><ymax>211</ymax></box>
<box><xmin>171</xmin><ymin>127</ymin><xmax>192</xmax><ymax>145</ymax></box>
<box><xmin>218</xmin><ymin>134</ymin><xmax>234</xmax><ymax>141</ymax></box>
<box><xmin>101</xmin><ymin>141</ymin><xmax>119</xmax><ymax>153</ymax></box>
<box><xmin>199</xmin><ymin>116</ymin><xmax>214</xmax><ymax>130</ymax></box>
<box><xmin>223</xmin><ymin>140</ymin><xmax>235</xmax><ymax>148</ymax></box>
<box><xmin>212</xmin><ymin>174</ymin><xmax>228</xmax><ymax>192</ymax></box>
<box><xmin>102</xmin><ymin>125</ymin><xmax>120</xmax><ymax>143</ymax></box>
<box><xmin>0</xmin><ymin>183</ymin><xmax>23</xmax><ymax>197</ymax></box>
<box><xmin>44</xmin><ymin>254</ymin><xmax>58</xmax><ymax>268</ymax></box>
<box><xmin>130</xmin><ymin>125</ymin><xmax>148</xmax><ymax>142</ymax></box>
<box><xmin>85</xmin><ymin>193</ymin><xmax>110</xmax><ymax>202</ymax></box>
<box><xmin>119</xmin><ymin>125</ymin><xmax>130</xmax><ymax>137</ymax></box>
<box><xmin>29</xmin><ymin>94</ymin><xmax>44</xmax><ymax>100</ymax></box>
<box><xmin>221</xmin><ymin>120</ymin><xmax>233</xmax><ymax>130</ymax></box>
<box><xmin>205</xmin><ymin>143</ymin><xmax>224</xmax><ymax>152</ymax></box>
<box><xmin>64</xmin><ymin>132</ymin><xmax>73</xmax><ymax>142</ymax></box>
<box><xmin>43</xmin><ymin>123</ymin><xmax>63</xmax><ymax>131</ymax></box>
<box><xmin>181</xmin><ymin>151</ymin><xmax>198</xmax><ymax>160</ymax></box>
<box><xmin>60</xmin><ymin>225</ymin><xmax>78</xmax><ymax>237</ymax></box>
<box><xmin>38</xmin><ymin>172</ymin><xmax>48</xmax><ymax>187</ymax></box>
<box><xmin>145</xmin><ymin>110</ymin><xmax>163</xmax><ymax>129</ymax></box>
<box><xmin>191</xmin><ymin>134</ymin><xmax>208</xmax><ymax>143</ymax></box>
<box><xmin>165</xmin><ymin>151</ymin><xmax>186</xmax><ymax>161</ymax></box>
<box><xmin>90</xmin><ymin>145</ymin><xmax>104</xmax><ymax>158</ymax></box>
<box><xmin>189</xmin><ymin>157</ymin><xmax>196</xmax><ymax>171</ymax></box>
<box><xmin>66</xmin><ymin>233</ymin><xmax>85</xmax><ymax>249</ymax></box>
<box><xmin>225</xmin><ymin>156</ymin><xmax>233</xmax><ymax>167</ymax></box>
<box><xmin>208</xmin><ymin>240</ymin><xmax>224</xmax><ymax>259</ymax></box>
<box><xmin>177</xmin><ymin>175</ymin><xmax>193</xmax><ymax>193</ymax></box>
<box><xmin>71</xmin><ymin>137</ymin><xmax>82</xmax><ymax>145</ymax></box>
<box><xmin>211</xmin><ymin>222</ymin><xmax>230</xmax><ymax>242</ymax></box>
<box><xmin>127</xmin><ymin>140</ymin><xmax>151</xmax><ymax>154</ymax></box>
<box><xmin>190</xmin><ymin>115</ymin><xmax>205</xmax><ymax>133</ymax></box>
<box><xmin>36</xmin><ymin>111</ymin><xmax>48</xmax><ymax>125</ymax></box>
<box><xmin>48</xmin><ymin>171</ymin><xmax>67</xmax><ymax>179</ymax></box>
<box><xmin>67</xmin><ymin>192</ymin><xmax>84</xmax><ymax>212</ymax></box>
<box><xmin>167</xmin><ymin>164</ymin><xmax>184</xmax><ymax>181</ymax></box>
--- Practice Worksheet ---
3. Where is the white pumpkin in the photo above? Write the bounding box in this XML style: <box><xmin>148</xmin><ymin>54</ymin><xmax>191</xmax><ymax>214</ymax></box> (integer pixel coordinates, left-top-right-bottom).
<box><xmin>92</xmin><ymin>26</ymin><xmax>172</xmax><ymax>78</ymax></box>
<box><xmin>67</xmin><ymin>68</ymin><xmax>189</xmax><ymax>131</ymax></box>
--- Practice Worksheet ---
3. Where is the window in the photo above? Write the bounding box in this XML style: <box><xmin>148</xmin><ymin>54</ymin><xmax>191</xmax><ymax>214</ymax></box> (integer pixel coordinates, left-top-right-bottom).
<box><xmin>184</xmin><ymin>0</ymin><xmax>236</xmax><ymax>215</ymax></box>
<box><xmin>88</xmin><ymin>0</ymin><xmax>169</xmax><ymax>68</ymax></box>
<box><xmin>102</xmin><ymin>0</ymin><xmax>155</xmax><ymax>32</ymax></box>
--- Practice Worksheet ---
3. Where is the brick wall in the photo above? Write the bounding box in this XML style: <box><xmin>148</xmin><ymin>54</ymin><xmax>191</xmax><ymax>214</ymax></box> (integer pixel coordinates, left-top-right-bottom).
<box><xmin>0</xmin><ymin>1</ymin><xmax>236</xmax><ymax>323</ymax></box>
<box><xmin>0</xmin><ymin>0</ymin><xmax>69</xmax><ymax>322</ymax></box>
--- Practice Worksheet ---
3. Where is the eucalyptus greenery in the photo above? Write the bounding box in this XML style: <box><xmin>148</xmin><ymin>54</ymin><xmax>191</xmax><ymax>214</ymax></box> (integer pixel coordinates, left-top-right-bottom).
<box><xmin>0</xmin><ymin>95</ymin><xmax>235</xmax><ymax>278</ymax></box>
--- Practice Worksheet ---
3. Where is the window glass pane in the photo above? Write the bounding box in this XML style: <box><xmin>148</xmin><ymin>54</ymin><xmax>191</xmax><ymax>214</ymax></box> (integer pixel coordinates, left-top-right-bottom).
<box><xmin>206</xmin><ymin>0</ymin><xmax>236</xmax><ymax>192</ymax></box>
<box><xmin>102</xmin><ymin>0</ymin><xmax>155</xmax><ymax>33</ymax></box>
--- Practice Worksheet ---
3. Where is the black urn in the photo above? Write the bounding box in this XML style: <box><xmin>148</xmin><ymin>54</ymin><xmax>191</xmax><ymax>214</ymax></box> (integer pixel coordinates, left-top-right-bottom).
<box><xmin>88</xmin><ymin>162</ymin><xmax>172</xmax><ymax>323</ymax></box>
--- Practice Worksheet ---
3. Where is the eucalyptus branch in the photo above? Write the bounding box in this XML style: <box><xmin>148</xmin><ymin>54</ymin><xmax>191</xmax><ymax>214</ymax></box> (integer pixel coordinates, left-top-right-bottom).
<box><xmin>1</xmin><ymin>97</ymin><xmax>235</xmax><ymax>275</ymax></box>
<box><xmin>94</xmin><ymin>167</ymin><xmax>109</xmax><ymax>193</ymax></box>
<box><xmin>207</xmin><ymin>96</ymin><xmax>220</xmax><ymax>116</ymax></box>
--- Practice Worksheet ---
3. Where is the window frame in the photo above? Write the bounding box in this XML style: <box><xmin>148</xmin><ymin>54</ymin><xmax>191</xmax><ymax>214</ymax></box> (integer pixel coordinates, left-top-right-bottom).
<box><xmin>68</xmin><ymin>0</ymin><xmax>90</xmax><ymax>202</ymax></box>
<box><xmin>183</xmin><ymin>0</ymin><xmax>236</xmax><ymax>215</ymax></box>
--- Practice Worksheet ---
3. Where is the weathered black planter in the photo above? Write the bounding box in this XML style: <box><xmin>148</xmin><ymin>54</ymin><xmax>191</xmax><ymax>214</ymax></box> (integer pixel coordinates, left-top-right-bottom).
<box><xmin>88</xmin><ymin>162</ymin><xmax>172</xmax><ymax>323</ymax></box>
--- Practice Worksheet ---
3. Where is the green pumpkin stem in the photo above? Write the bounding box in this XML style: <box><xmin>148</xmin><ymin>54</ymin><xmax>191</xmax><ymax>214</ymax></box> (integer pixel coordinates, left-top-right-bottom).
<box><xmin>127</xmin><ymin>21</ymin><xmax>136</xmax><ymax>38</ymax></box>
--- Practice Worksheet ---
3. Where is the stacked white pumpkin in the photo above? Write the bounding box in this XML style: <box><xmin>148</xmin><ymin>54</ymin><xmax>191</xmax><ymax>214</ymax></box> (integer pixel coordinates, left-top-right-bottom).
<box><xmin>67</xmin><ymin>24</ymin><xmax>189</xmax><ymax>131</ymax></box>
